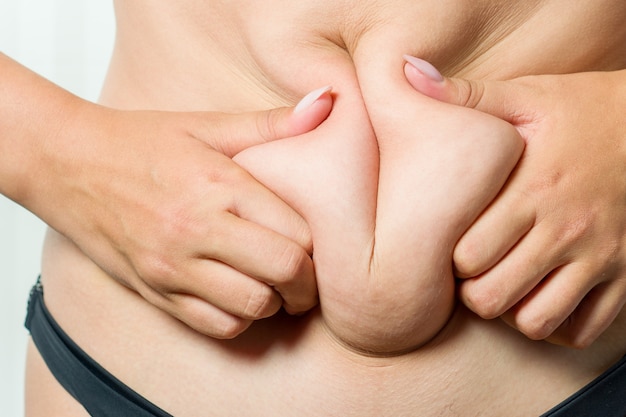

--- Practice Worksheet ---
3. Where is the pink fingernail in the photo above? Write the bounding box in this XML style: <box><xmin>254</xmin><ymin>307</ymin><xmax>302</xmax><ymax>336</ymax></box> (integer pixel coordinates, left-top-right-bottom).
<box><xmin>403</xmin><ymin>55</ymin><xmax>443</xmax><ymax>82</ymax></box>
<box><xmin>294</xmin><ymin>86</ymin><xmax>332</xmax><ymax>113</ymax></box>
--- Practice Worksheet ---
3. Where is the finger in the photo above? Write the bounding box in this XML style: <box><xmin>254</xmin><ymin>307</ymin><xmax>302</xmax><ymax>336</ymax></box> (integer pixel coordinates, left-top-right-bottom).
<box><xmin>166</xmin><ymin>258</ymin><xmax>283</xmax><ymax>321</ymax></box>
<box><xmin>546</xmin><ymin>280</ymin><xmax>626</xmax><ymax>349</ymax></box>
<box><xmin>233</xmin><ymin>176</ymin><xmax>314</xmax><ymax>254</ymax></box>
<box><xmin>459</xmin><ymin>226</ymin><xmax>562</xmax><ymax>319</ymax></box>
<box><xmin>192</xmin><ymin>86</ymin><xmax>333</xmax><ymax>157</ymax></box>
<box><xmin>403</xmin><ymin>55</ymin><xmax>532</xmax><ymax>125</ymax></box>
<box><xmin>209</xmin><ymin>211</ymin><xmax>318</xmax><ymax>315</ymax></box>
<box><xmin>501</xmin><ymin>263</ymin><xmax>594</xmax><ymax>341</ymax></box>
<box><xmin>454</xmin><ymin>182</ymin><xmax>535</xmax><ymax>278</ymax></box>
<box><xmin>163</xmin><ymin>292</ymin><xmax>254</xmax><ymax>339</ymax></box>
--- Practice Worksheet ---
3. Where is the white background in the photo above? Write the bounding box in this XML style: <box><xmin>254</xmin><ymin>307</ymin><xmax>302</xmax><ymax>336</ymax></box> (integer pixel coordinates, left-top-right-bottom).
<box><xmin>0</xmin><ymin>1</ymin><xmax>115</xmax><ymax>415</ymax></box>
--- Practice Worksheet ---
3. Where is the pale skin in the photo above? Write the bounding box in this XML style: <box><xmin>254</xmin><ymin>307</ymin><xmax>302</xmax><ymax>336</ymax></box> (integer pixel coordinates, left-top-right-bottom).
<box><xmin>234</xmin><ymin>63</ymin><xmax>523</xmax><ymax>354</ymax></box>
<box><xmin>20</xmin><ymin>1</ymin><xmax>626</xmax><ymax>415</ymax></box>
<box><xmin>0</xmin><ymin>52</ymin><xmax>329</xmax><ymax>338</ymax></box>
<box><xmin>406</xmin><ymin>63</ymin><xmax>626</xmax><ymax>348</ymax></box>
<box><xmin>2</xmin><ymin>1</ymin><xmax>623</xmax><ymax>348</ymax></box>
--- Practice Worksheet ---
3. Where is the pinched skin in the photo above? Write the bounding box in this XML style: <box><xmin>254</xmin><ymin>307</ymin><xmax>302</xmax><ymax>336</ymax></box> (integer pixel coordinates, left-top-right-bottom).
<box><xmin>235</xmin><ymin>61</ymin><xmax>523</xmax><ymax>354</ymax></box>
<box><xmin>30</xmin><ymin>1</ymin><xmax>626</xmax><ymax>415</ymax></box>
<box><xmin>226</xmin><ymin>2</ymin><xmax>525</xmax><ymax>353</ymax></box>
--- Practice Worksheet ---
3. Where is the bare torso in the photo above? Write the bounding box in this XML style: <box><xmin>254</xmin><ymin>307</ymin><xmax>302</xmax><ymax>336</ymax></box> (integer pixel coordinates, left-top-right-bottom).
<box><xmin>27</xmin><ymin>1</ymin><xmax>626</xmax><ymax>416</ymax></box>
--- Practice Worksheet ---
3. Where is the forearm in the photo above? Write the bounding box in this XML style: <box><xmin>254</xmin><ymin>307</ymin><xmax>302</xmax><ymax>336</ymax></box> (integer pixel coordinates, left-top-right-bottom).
<box><xmin>6</xmin><ymin>41</ymin><xmax>327</xmax><ymax>335</ymax></box>
<box><xmin>0</xmin><ymin>52</ymin><xmax>90</xmax><ymax>217</ymax></box>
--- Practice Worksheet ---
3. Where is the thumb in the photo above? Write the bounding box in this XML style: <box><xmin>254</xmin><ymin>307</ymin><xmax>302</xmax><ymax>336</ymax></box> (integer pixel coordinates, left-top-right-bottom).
<box><xmin>403</xmin><ymin>55</ymin><xmax>525</xmax><ymax>124</ymax></box>
<box><xmin>198</xmin><ymin>86</ymin><xmax>333</xmax><ymax>157</ymax></box>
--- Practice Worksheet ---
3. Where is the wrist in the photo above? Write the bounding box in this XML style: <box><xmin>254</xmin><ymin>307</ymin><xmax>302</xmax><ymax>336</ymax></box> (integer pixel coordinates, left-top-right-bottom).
<box><xmin>0</xmin><ymin>54</ymin><xmax>104</xmax><ymax>225</ymax></box>
<box><xmin>27</xmin><ymin>97</ymin><xmax>112</xmax><ymax>238</ymax></box>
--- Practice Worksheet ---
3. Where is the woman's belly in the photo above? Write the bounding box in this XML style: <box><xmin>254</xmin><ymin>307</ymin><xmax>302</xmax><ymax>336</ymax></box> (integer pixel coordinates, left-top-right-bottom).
<box><xmin>35</xmin><ymin>0</ymin><xmax>626</xmax><ymax>415</ymax></box>
<box><xmin>39</xmin><ymin>230</ymin><xmax>626</xmax><ymax>417</ymax></box>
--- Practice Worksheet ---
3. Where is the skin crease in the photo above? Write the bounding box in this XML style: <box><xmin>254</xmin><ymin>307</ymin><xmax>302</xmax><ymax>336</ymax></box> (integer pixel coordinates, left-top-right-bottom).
<box><xmin>234</xmin><ymin>57</ymin><xmax>523</xmax><ymax>354</ymax></box>
<box><xmin>23</xmin><ymin>0</ymin><xmax>626</xmax><ymax>416</ymax></box>
<box><xmin>0</xmin><ymin>52</ymin><xmax>333</xmax><ymax>339</ymax></box>
<box><xmin>405</xmin><ymin>64</ymin><xmax>626</xmax><ymax>349</ymax></box>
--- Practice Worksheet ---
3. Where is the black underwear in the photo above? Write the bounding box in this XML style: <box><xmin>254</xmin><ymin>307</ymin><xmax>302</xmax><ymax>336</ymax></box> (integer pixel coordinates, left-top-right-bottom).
<box><xmin>24</xmin><ymin>279</ymin><xmax>172</xmax><ymax>417</ymax></box>
<box><xmin>25</xmin><ymin>279</ymin><xmax>626</xmax><ymax>417</ymax></box>
<box><xmin>540</xmin><ymin>353</ymin><xmax>626</xmax><ymax>416</ymax></box>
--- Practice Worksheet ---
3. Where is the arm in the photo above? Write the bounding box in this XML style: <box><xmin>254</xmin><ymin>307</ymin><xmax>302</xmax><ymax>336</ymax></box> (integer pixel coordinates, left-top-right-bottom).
<box><xmin>0</xmin><ymin>52</ymin><xmax>331</xmax><ymax>337</ymax></box>
<box><xmin>405</xmin><ymin>56</ymin><xmax>626</xmax><ymax>348</ymax></box>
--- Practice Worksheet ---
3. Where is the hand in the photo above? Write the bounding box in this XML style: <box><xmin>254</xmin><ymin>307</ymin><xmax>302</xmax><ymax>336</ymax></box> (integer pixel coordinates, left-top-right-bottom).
<box><xmin>404</xmin><ymin>56</ymin><xmax>626</xmax><ymax>348</ymax></box>
<box><xmin>36</xmin><ymin>86</ymin><xmax>333</xmax><ymax>338</ymax></box>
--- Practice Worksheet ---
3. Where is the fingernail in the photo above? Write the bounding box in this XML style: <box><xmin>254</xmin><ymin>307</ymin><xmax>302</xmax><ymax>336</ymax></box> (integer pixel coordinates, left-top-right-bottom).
<box><xmin>403</xmin><ymin>55</ymin><xmax>443</xmax><ymax>82</ymax></box>
<box><xmin>294</xmin><ymin>86</ymin><xmax>332</xmax><ymax>113</ymax></box>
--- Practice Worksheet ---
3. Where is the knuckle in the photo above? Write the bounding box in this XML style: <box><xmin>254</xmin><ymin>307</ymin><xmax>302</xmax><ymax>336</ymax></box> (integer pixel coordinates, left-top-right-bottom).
<box><xmin>205</xmin><ymin>161</ymin><xmax>247</xmax><ymax>191</ymax></box>
<box><xmin>197</xmin><ymin>112</ymin><xmax>233</xmax><ymax>154</ymax></box>
<box><xmin>457</xmin><ymin>79</ymin><xmax>485</xmax><ymax>109</ymax></box>
<box><xmin>158</xmin><ymin>192</ymin><xmax>232</xmax><ymax>249</ymax></box>
<box><xmin>171</xmin><ymin>295</ymin><xmax>251</xmax><ymax>339</ymax></box>
<box><xmin>211</xmin><ymin>317</ymin><xmax>250</xmax><ymax>339</ymax></box>
<box><xmin>453</xmin><ymin>240</ymin><xmax>484</xmax><ymax>277</ymax></box>
<box><xmin>155</xmin><ymin>197</ymin><xmax>208</xmax><ymax>239</ymax></box>
<box><xmin>241</xmin><ymin>285</ymin><xmax>279</xmax><ymax>319</ymax></box>
<box><xmin>133</xmin><ymin>252</ymin><xmax>179</xmax><ymax>291</ymax></box>
<box><xmin>553</xmin><ymin>211</ymin><xmax>594</xmax><ymax>248</ymax></box>
<box><xmin>515</xmin><ymin>311</ymin><xmax>558</xmax><ymax>341</ymax></box>
<box><xmin>463</xmin><ymin>285</ymin><xmax>506</xmax><ymax>319</ymax></box>
<box><xmin>293</xmin><ymin>221</ymin><xmax>314</xmax><ymax>255</ymax></box>
<box><xmin>255</xmin><ymin>109</ymin><xmax>283</xmax><ymax>143</ymax></box>
<box><xmin>273</xmin><ymin>243</ymin><xmax>309</xmax><ymax>284</ymax></box>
